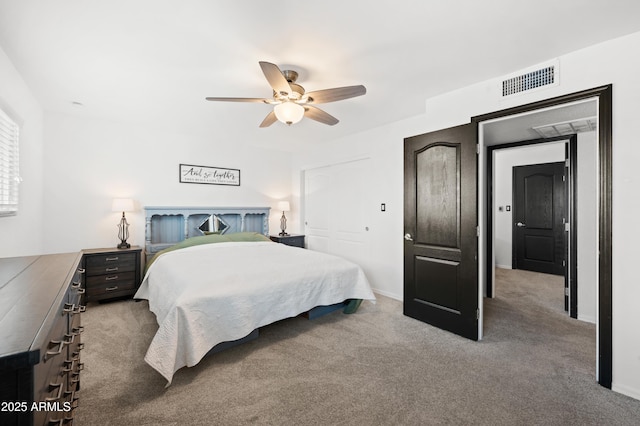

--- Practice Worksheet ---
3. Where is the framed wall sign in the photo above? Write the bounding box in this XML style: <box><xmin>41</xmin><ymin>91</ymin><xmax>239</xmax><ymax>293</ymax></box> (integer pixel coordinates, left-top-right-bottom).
<box><xmin>179</xmin><ymin>164</ymin><xmax>241</xmax><ymax>186</ymax></box>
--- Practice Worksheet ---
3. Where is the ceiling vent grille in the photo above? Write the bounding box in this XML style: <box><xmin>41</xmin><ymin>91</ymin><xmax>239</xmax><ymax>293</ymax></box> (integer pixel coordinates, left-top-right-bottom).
<box><xmin>532</xmin><ymin>117</ymin><xmax>597</xmax><ymax>138</ymax></box>
<box><xmin>502</xmin><ymin>65</ymin><xmax>556</xmax><ymax>97</ymax></box>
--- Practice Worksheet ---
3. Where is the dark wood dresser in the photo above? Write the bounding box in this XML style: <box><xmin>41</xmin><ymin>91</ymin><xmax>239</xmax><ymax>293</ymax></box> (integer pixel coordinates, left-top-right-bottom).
<box><xmin>82</xmin><ymin>246</ymin><xmax>142</xmax><ymax>303</ymax></box>
<box><xmin>269</xmin><ymin>234</ymin><xmax>305</xmax><ymax>248</ymax></box>
<box><xmin>0</xmin><ymin>252</ymin><xmax>85</xmax><ymax>426</ymax></box>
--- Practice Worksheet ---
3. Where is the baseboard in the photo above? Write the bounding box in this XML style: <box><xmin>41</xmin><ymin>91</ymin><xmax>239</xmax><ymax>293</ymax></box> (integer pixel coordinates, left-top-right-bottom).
<box><xmin>495</xmin><ymin>264</ymin><xmax>512</xmax><ymax>269</ymax></box>
<box><xmin>371</xmin><ymin>288</ymin><xmax>402</xmax><ymax>301</ymax></box>
<box><xmin>577</xmin><ymin>313</ymin><xmax>596</xmax><ymax>324</ymax></box>
<box><xmin>612</xmin><ymin>383</ymin><xmax>640</xmax><ymax>402</ymax></box>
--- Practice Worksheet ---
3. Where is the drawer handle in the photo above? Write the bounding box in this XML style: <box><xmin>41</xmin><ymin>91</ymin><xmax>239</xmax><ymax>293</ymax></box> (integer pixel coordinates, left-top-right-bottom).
<box><xmin>64</xmin><ymin>304</ymin><xmax>86</xmax><ymax>315</ymax></box>
<box><xmin>105</xmin><ymin>275</ymin><xmax>119</xmax><ymax>281</ymax></box>
<box><xmin>44</xmin><ymin>340</ymin><xmax>66</xmax><ymax>361</ymax></box>
<box><xmin>64</xmin><ymin>389</ymin><xmax>79</xmax><ymax>403</ymax></box>
<box><xmin>105</xmin><ymin>286</ymin><xmax>119</xmax><ymax>292</ymax></box>
<box><xmin>77</xmin><ymin>268</ymin><xmax>85</xmax><ymax>274</ymax></box>
<box><xmin>48</xmin><ymin>416</ymin><xmax>74</xmax><ymax>426</ymax></box>
<box><xmin>63</xmin><ymin>359</ymin><xmax>83</xmax><ymax>374</ymax></box>
<box><xmin>105</xmin><ymin>256</ymin><xmax>119</xmax><ymax>261</ymax></box>
<box><xmin>72</xmin><ymin>325</ymin><xmax>85</xmax><ymax>335</ymax></box>
<box><xmin>63</xmin><ymin>359</ymin><xmax>76</xmax><ymax>373</ymax></box>
<box><xmin>105</xmin><ymin>267</ymin><xmax>119</xmax><ymax>272</ymax></box>
<box><xmin>72</xmin><ymin>281</ymin><xmax>86</xmax><ymax>294</ymax></box>
<box><xmin>45</xmin><ymin>381</ymin><xmax>64</xmax><ymax>402</ymax></box>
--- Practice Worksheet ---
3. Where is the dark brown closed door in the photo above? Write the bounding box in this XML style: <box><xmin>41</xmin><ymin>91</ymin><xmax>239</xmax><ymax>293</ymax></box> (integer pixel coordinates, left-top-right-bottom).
<box><xmin>403</xmin><ymin>123</ymin><xmax>478</xmax><ymax>341</ymax></box>
<box><xmin>513</xmin><ymin>162</ymin><xmax>565</xmax><ymax>276</ymax></box>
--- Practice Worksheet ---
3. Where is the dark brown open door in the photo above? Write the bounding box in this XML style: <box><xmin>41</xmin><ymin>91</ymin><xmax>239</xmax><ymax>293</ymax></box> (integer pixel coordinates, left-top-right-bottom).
<box><xmin>404</xmin><ymin>123</ymin><xmax>478</xmax><ymax>340</ymax></box>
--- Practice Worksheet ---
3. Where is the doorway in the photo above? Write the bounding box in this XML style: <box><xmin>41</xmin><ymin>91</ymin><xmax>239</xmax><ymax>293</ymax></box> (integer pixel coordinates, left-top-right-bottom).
<box><xmin>489</xmin><ymin>136</ymin><xmax>584</xmax><ymax>319</ymax></box>
<box><xmin>474</xmin><ymin>85</ymin><xmax>612</xmax><ymax>388</ymax></box>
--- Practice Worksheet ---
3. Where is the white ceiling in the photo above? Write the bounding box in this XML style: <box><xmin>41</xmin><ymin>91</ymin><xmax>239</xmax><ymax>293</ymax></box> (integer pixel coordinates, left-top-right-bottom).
<box><xmin>482</xmin><ymin>99</ymin><xmax>598</xmax><ymax>146</ymax></box>
<box><xmin>1</xmin><ymin>1</ymin><xmax>639</xmax><ymax>152</ymax></box>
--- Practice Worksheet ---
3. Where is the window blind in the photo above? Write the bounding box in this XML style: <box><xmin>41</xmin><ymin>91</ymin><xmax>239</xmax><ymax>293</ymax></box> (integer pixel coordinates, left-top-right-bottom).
<box><xmin>0</xmin><ymin>107</ymin><xmax>19</xmax><ymax>216</ymax></box>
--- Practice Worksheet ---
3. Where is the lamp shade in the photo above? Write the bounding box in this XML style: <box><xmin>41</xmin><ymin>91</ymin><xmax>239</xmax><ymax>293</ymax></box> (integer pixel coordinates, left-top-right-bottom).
<box><xmin>274</xmin><ymin>102</ymin><xmax>304</xmax><ymax>125</ymax></box>
<box><xmin>112</xmin><ymin>198</ymin><xmax>134</xmax><ymax>212</ymax></box>
<box><xmin>277</xmin><ymin>201</ymin><xmax>290</xmax><ymax>212</ymax></box>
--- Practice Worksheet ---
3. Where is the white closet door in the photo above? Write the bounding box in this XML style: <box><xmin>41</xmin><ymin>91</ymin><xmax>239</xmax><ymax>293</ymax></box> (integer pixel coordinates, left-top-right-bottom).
<box><xmin>304</xmin><ymin>167</ymin><xmax>331</xmax><ymax>253</ymax></box>
<box><xmin>304</xmin><ymin>159</ymin><xmax>371</xmax><ymax>267</ymax></box>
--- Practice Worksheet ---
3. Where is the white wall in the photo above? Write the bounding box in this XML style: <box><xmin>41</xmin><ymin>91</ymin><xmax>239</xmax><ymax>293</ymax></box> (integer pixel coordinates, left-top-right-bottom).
<box><xmin>292</xmin><ymin>32</ymin><xmax>640</xmax><ymax>400</ymax></box>
<box><xmin>42</xmin><ymin>112</ymin><xmax>293</xmax><ymax>254</ymax></box>
<box><xmin>493</xmin><ymin>142</ymin><xmax>566</xmax><ymax>268</ymax></box>
<box><xmin>0</xmin><ymin>45</ymin><xmax>44</xmax><ymax>257</ymax></box>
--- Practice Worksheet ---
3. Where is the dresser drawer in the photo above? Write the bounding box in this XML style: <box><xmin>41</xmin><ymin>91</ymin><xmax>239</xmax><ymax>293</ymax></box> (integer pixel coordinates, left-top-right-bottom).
<box><xmin>85</xmin><ymin>252</ymin><xmax>137</xmax><ymax>275</ymax></box>
<box><xmin>33</xmin><ymin>300</ymin><xmax>68</xmax><ymax>402</ymax></box>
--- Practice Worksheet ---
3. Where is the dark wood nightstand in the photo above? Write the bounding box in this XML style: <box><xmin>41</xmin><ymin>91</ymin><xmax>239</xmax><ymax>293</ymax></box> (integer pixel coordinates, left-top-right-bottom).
<box><xmin>82</xmin><ymin>246</ymin><xmax>142</xmax><ymax>302</ymax></box>
<box><xmin>270</xmin><ymin>234</ymin><xmax>305</xmax><ymax>248</ymax></box>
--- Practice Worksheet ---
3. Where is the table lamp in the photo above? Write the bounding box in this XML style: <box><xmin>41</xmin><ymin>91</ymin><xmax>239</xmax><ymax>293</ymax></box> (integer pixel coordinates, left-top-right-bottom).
<box><xmin>278</xmin><ymin>201</ymin><xmax>290</xmax><ymax>236</ymax></box>
<box><xmin>112</xmin><ymin>198</ymin><xmax>134</xmax><ymax>249</ymax></box>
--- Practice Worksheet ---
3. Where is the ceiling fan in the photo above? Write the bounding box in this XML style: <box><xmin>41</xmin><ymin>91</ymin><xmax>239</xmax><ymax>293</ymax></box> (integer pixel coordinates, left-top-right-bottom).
<box><xmin>206</xmin><ymin>61</ymin><xmax>366</xmax><ymax>127</ymax></box>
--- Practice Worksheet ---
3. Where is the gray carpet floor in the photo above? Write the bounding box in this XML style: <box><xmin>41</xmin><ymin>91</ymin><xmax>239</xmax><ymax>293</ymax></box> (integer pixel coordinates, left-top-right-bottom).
<box><xmin>75</xmin><ymin>268</ymin><xmax>640</xmax><ymax>425</ymax></box>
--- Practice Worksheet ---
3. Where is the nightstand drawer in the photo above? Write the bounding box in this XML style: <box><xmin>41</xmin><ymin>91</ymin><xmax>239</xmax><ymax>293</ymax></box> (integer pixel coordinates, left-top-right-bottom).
<box><xmin>86</xmin><ymin>273</ymin><xmax>137</xmax><ymax>301</ymax></box>
<box><xmin>85</xmin><ymin>252</ymin><xmax>137</xmax><ymax>274</ymax></box>
<box><xmin>85</xmin><ymin>282</ymin><xmax>138</xmax><ymax>301</ymax></box>
<box><xmin>270</xmin><ymin>234</ymin><xmax>305</xmax><ymax>248</ymax></box>
<box><xmin>86</xmin><ymin>281</ymin><xmax>137</xmax><ymax>297</ymax></box>
<box><xmin>284</xmin><ymin>236</ymin><xmax>304</xmax><ymax>247</ymax></box>
<box><xmin>86</xmin><ymin>271</ymin><xmax>136</xmax><ymax>288</ymax></box>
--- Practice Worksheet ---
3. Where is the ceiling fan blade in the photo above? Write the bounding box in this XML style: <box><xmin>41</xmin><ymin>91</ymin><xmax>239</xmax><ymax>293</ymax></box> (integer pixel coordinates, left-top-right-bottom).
<box><xmin>304</xmin><ymin>105</ymin><xmax>339</xmax><ymax>126</ymax></box>
<box><xmin>205</xmin><ymin>97</ymin><xmax>268</xmax><ymax>103</ymax></box>
<box><xmin>305</xmin><ymin>85</ymin><xmax>366</xmax><ymax>103</ymax></box>
<box><xmin>259</xmin><ymin>61</ymin><xmax>292</xmax><ymax>97</ymax></box>
<box><xmin>259</xmin><ymin>110</ymin><xmax>278</xmax><ymax>128</ymax></box>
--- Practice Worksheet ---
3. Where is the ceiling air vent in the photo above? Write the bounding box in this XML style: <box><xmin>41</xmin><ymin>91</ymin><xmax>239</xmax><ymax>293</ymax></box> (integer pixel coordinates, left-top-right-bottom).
<box><xmin>502</xmin><ymin>62</ymin><xmax>557</xmax><ymax>97</ymax></box>
<box><xmin>532</xmin><ymin>117</ymin><xmax>597</xmax><ymax>138</ymax></box>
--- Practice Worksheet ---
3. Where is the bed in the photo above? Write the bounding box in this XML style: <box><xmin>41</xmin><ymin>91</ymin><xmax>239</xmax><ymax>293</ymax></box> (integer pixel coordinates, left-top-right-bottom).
<box><xmin>135</xmin><ymin>206</ymin><xmax>376</xmax><ymax>385</ymax></box>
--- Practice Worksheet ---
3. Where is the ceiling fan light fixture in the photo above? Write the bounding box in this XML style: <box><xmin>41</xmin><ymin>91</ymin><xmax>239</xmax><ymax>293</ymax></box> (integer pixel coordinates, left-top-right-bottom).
<box><xmin>274</xmin><ymin>101</ymin><xmax>305</xmax><ymax>125</ymax></box>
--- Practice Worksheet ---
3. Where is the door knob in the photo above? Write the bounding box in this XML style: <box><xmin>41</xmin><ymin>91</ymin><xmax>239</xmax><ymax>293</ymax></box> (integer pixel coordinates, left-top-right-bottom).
<box><xmin>516</xmin><ymin>222</ymin><xmax>526</xmax><ymax>227</ymax></box>
<box><xmin>404</xmin><ymin>233</ymin><xmax>413</xmax><ymax>241</ymax></box>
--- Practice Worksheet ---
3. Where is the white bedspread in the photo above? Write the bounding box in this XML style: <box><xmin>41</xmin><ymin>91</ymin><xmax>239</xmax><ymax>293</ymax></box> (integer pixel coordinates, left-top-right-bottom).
<box><xmin>135</xmin><ymin>241</ymin><xmax>376</xmax><ymax>384</ymax></box>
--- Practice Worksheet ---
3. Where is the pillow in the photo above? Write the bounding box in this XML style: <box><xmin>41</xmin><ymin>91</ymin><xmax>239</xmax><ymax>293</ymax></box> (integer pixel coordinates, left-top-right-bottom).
<box><xmin>145</xmin><ymin>233</ymin><xmax>232</xmax><ymax>272</ymax></box>
<box><xmin>224</xmin><ymin>232</ymin><xmax>272</xmax><ymax>242</ymax></box>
